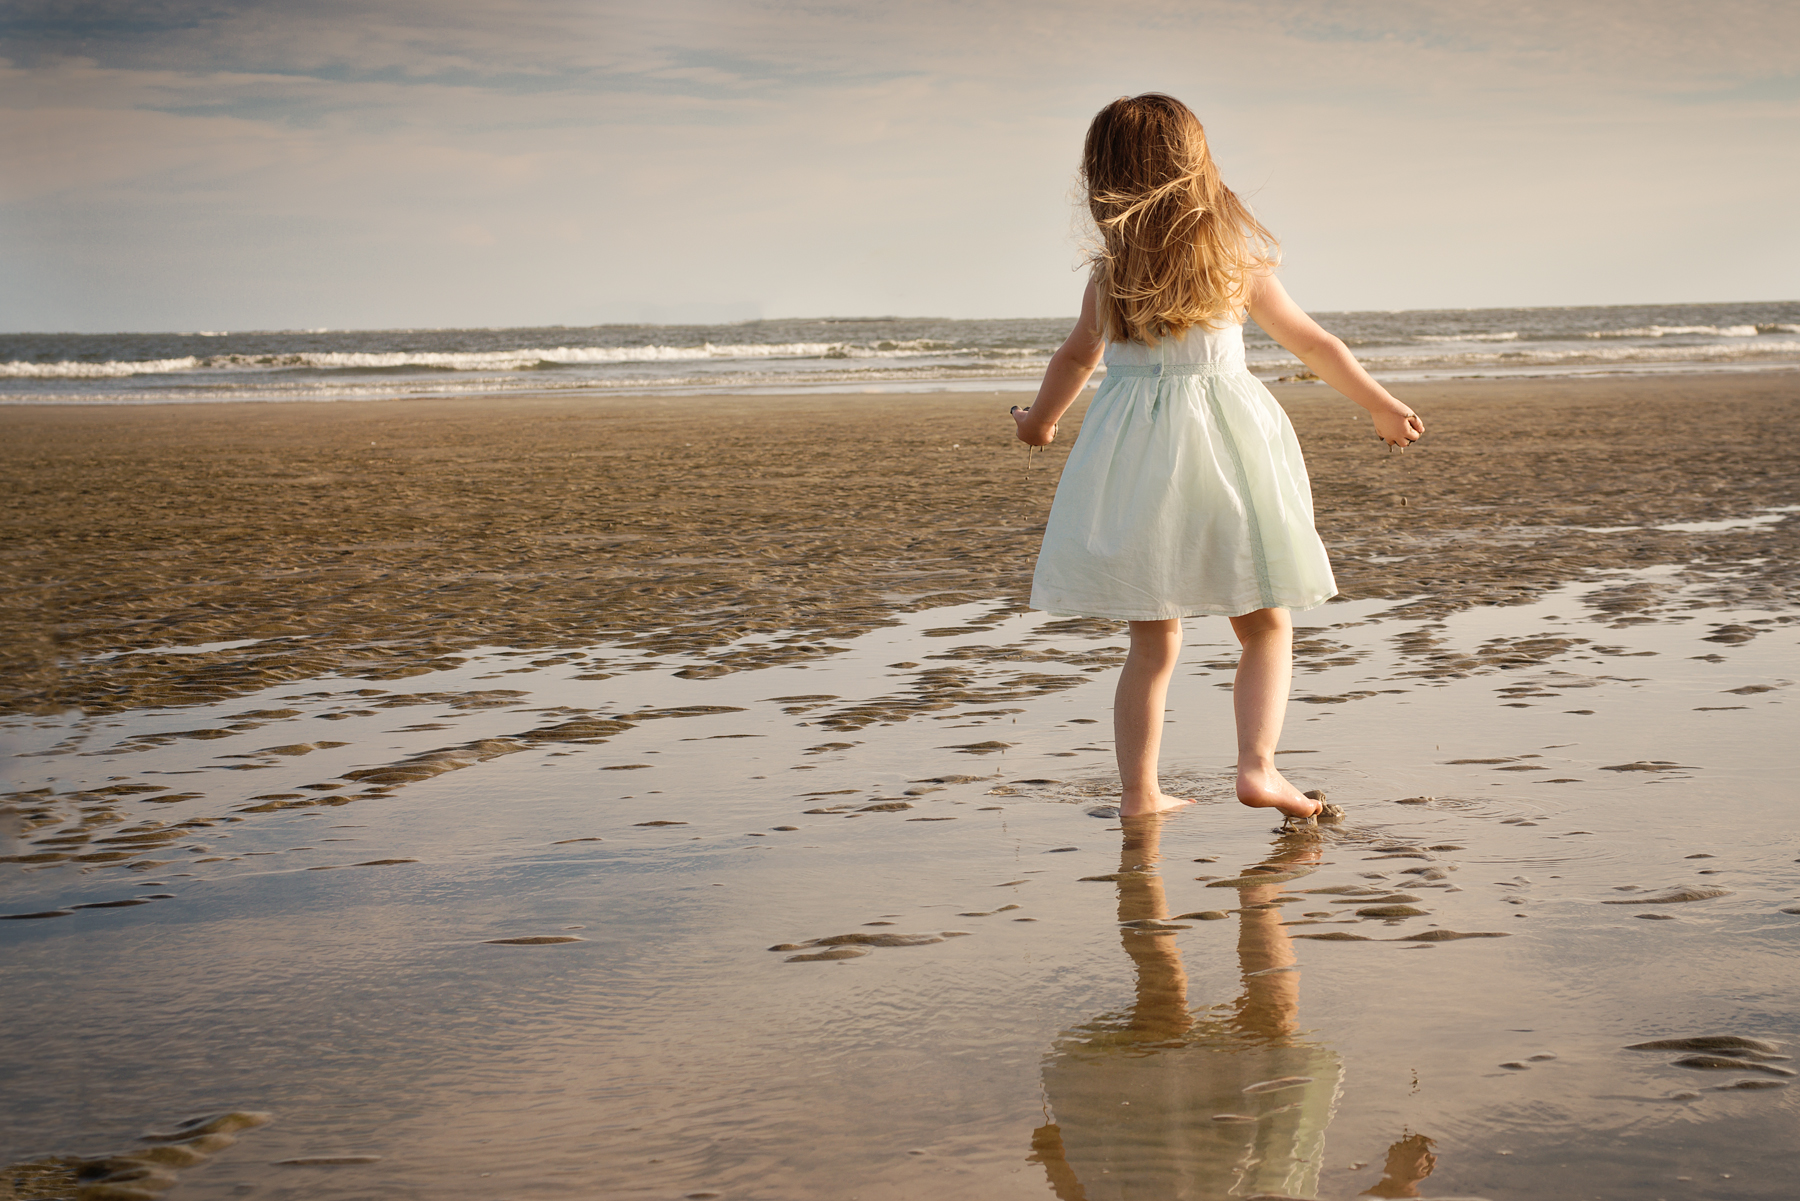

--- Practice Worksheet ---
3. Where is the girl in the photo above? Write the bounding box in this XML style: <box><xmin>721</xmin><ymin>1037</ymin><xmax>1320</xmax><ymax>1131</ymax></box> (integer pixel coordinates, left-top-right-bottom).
<box><xmin>1013</xmin><ymin>93</ymin><xmax>1422</xmax><ymax>820</ymax></box>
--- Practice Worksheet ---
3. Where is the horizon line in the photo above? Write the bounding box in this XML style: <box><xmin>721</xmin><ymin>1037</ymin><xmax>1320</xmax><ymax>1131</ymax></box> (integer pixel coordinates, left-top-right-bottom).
<box><xmin>5</xmin><ymin>296</ymin><xmax>1800</xmax><ymax>339</ymax></box>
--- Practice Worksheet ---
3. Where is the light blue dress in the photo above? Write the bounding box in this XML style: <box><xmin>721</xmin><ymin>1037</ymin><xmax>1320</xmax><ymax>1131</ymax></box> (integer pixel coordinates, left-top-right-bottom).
<box><xmin>1031</xmin><ymin>320</ymin><xmax>1337</xmax><ymax>620</ymax></box>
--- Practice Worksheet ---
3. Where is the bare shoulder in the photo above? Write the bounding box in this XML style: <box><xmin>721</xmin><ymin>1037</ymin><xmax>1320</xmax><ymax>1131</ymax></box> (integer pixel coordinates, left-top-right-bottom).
<box><xmin>1244</xmin><ymin>272</ymin><xmax>1326</xmax><ymax>346</ymax></box>
<box><xmin>1063</xmin><ymin>279</ymin><xmax>1106</xmax><ymax>361</ymax></box>
<box><xmin>1243</xmin><ymin>269</ymin><xmax>1295</xmax><ymax>317</ymax></box>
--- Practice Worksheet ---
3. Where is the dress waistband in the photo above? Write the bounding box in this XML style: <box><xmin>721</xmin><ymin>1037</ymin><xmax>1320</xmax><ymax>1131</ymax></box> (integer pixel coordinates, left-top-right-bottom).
<box><xmin>1102</xmin><ymin>361</ymin><xmax>1242</xmax><ymax>377</ymax></box>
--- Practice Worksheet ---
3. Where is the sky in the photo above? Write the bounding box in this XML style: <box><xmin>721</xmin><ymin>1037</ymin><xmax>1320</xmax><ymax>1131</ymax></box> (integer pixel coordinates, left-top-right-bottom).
<box><xmin>2</xmin><ymin>0</ymin><xmax>1797</xmax><ymax>332</ymax></box>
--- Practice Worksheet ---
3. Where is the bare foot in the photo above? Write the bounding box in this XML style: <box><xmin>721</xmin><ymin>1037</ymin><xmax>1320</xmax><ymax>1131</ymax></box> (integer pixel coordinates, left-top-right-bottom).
<box><xmin>1235</xmin><ymin>764</ymin><xmax>1320</xmax><ymax>819</ymax></box>
<box><xmin>1119</xmin><ymin>789</ymin><xmax>1195</xmax><ymax>818</ymax></box>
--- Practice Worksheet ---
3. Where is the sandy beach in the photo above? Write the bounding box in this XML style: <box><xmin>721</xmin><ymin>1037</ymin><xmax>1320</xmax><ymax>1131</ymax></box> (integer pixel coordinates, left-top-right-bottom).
<box><xmin>5</xmin><ymin>372</ymin><xmax>1797</xmax><ymax>715</ymax></box>
<box><xmin>3</xmin><ymin>371</ymin><xmax>1799</xmax><ymax>1200</ymax></box>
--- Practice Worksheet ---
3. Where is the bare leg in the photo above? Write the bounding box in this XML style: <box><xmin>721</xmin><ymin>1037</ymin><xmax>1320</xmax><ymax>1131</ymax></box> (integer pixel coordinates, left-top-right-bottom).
<box><xmin>1115</xmin><ymin>618</ymin><xmax>1193</xmax><ymax>817</ymax></box>
<box><xmin>1228</xmin><ymin>607</ymin><xmax>1319</xmax><ymax>818</ymax></box>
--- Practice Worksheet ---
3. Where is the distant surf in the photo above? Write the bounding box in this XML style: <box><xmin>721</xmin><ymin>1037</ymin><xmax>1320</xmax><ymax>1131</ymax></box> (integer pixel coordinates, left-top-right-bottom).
<box><xmin>3</xmin><ymin>301</ymin><xmax>1796</xmax><ymax>404</ymax></box>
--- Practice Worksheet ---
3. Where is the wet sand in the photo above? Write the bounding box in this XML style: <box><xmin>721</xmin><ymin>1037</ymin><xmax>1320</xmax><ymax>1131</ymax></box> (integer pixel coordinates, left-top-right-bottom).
<box><xmin>4</xmin><ymin>372</ymin><xmax>1797</xmax><ymax>716</ymax></box>
<box><xmin>3</xmin><ymin>372</ymin><xmax>1799</xmax><ymax>1200</ymax></box>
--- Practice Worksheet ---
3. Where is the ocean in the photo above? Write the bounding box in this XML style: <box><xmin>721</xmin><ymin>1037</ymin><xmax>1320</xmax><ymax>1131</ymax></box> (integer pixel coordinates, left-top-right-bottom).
<box><xmin>3</xmin><ymin>299</ymin><xmax>1797</xmax><ymax>405</ymax></box>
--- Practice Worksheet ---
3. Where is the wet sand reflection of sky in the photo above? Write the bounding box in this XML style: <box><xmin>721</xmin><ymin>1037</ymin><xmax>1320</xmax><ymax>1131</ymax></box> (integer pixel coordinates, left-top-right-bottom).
<box><xmin>2</xmin><ymin>577</ymin><xmax>1797</xmax><ymax>1199</ymax></box>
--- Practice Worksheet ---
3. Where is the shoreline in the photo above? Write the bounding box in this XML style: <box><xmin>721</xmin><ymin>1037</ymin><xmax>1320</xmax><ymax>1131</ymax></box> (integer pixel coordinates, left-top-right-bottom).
<box><xmin>4</xmin><ymin>359</ymin><xmax>1798</xmax><ymax>408</ymax></box>
<box><xmin>4</xmin><ymin>371</ymin><xmax>1797</xmax><ymax>715</ymax></box>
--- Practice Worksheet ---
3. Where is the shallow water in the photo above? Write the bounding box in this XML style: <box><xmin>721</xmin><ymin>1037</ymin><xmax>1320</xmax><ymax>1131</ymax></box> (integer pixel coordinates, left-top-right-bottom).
<box><xmin>3</xmin><ymin>571</ymin><xmax>1797</xmax><ymax>1200</ymax></box>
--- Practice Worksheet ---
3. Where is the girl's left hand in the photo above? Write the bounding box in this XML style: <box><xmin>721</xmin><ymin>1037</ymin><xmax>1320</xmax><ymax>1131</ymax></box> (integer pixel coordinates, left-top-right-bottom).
<box><xmin>1012</xmin><ymin>404</ymin><xmax>1057</xmax><ymax>446</ymax></box>
<box><xmin>1373</xmin><ymin>407</ymin><xmax>1423</xmax><ymax>448</ymax></box>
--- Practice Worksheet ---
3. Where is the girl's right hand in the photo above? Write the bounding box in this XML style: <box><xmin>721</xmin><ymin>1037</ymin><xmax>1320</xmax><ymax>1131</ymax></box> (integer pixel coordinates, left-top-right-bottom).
<box><xmin>1012</xmin><ymin>404</ymin><xmax>1057</xmax><ymax>446</ymax></box>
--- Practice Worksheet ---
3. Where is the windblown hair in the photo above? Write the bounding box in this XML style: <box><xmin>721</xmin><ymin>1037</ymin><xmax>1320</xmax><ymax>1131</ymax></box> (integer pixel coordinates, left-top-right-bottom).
<box><xmin>1082</xmin><ymin>93</ymin><xmax>1278</xmax><ymax>344</ymax></box>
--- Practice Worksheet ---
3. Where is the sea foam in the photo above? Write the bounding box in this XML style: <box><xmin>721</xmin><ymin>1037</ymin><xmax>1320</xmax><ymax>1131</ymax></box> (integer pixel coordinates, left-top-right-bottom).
<box><xmin>0</xmin><ymin>357</ymin><xmax>201</xmax><ymax>378</ymax></box>
<box><xmin>0</xmin><ymin>341</ymin><xmax>985</xmax><ymax>378</ymax></box>
<box><xmin>1587</xmin><ymin>324</ymin><xmax>1760</xmax><ymax>339</ymax></box>
<box><xmin>4</xmin><ymin>302</ymin><xmax>1796</xmax><ymax>401</ymax></box>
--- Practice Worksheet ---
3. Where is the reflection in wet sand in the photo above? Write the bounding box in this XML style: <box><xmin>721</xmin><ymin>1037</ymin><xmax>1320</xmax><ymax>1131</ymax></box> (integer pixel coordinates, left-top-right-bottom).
<box><xmin>4</xmin><ymin>542</ymin><xmax>1799</xmax><ymax>1195</ymax></box>
<box><xmin>1032</xmin><ymin>817</ymin><xmax>1344</xmax><ymax>1199</ymax></box>
<box><xmin>1359</xmin><ymin>1131</ymin><xmax>1437</xmax><ymax>1198</ymax></box>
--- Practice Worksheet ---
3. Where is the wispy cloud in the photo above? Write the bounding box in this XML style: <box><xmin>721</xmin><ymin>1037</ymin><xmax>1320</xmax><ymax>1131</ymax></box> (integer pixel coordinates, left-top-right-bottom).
<box><xmin>2</xmin><ymin>0</ymin><xmax>1795</xmax><ymax>329</ymax></box>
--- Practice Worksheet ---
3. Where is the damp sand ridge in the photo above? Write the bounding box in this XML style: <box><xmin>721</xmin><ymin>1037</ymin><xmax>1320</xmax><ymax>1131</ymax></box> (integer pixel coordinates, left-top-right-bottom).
<box><xmin>2</xmin><ymin>373</ymin><xmax>1798</xmax><ymax>1200</ymax></box>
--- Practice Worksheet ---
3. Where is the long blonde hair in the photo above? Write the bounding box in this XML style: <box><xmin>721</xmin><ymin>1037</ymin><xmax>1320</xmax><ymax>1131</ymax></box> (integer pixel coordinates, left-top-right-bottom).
<box><xmin>1082</xmin><ymin>93</ymin><xmax>1278</xmax><ymax>344</ymax></box>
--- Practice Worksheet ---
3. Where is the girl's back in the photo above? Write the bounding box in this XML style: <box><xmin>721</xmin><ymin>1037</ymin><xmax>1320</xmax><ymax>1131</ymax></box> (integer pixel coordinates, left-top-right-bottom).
<box><xmin>1102</xmin><ymin>319</ymin><xmax>1246</xmax><ymax>370</ymax></box>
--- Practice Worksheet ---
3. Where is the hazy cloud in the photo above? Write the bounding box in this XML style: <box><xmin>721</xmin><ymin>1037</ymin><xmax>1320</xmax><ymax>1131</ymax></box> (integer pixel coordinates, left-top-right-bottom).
<box><xmin>2</xmin><ymin>0</ymin><xmax>1795</xmax><ymax>329</ymax></box>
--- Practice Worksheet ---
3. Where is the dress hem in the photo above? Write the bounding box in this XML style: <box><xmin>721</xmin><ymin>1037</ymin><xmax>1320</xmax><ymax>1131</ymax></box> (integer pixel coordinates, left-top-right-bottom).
<box><xmin>1030</xmin><ymin>588</ymin><xmax>1339</xmax><ymax>622</ymax></box>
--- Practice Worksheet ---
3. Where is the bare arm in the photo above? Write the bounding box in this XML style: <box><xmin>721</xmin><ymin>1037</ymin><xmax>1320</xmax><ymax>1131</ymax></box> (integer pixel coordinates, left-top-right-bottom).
<box><xmin>1245</xmin><ymin>273</ymin><xmax>1422</xmax><ymax>448</ymax></box>
<box><xmin>1013</xmin><ymin>280</ymin><xmax>1105</xmax><ymax>447</ymax></box>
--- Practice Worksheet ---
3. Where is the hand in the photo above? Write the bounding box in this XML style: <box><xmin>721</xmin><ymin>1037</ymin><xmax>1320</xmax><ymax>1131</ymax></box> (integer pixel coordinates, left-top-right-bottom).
<box><xmin>1012</xmin><ymin>404</ymin><xmax>1057</xmax><ymax>447</ymax></box>
<box><xmin>1372</xmin><ymin>406</ymin><xmax>1423</xmax><ymax>449</ymax></box>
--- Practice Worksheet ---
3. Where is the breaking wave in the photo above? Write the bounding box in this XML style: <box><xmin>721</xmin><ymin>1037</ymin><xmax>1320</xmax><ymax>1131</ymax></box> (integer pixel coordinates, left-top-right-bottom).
<box><xmin>5</xmin><ymin>302</ymin><xmax>1796</xmax><ymax>401</ymax></box>
<box><xmin>1585</xmin><ymin>324</ymin><xmax>1760</xmax><ymax>339</ymax></box>
<box><xmin>0</xmin><ymin>340</ymin><xmax>1012</xmax><ymax>379</ymax></box>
